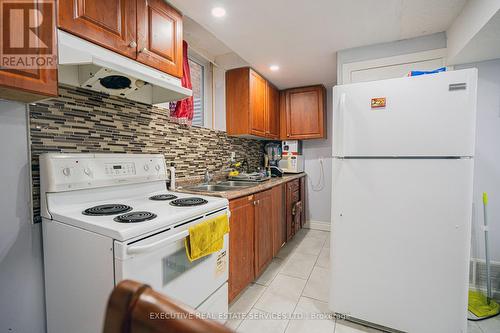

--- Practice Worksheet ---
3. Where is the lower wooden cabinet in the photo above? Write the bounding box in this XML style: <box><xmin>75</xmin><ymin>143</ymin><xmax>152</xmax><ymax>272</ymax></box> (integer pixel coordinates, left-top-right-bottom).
<box><xmin>285</xmin><ymin>179</ymin><xmax>302</xmax><ymax>240</ymax></box>
<box><xmin>271</xmin><ymin>184</ymin><xmax>285</xmax><ymax>256</ymax></box>
<box><xmin>300</xmin><ymin>176</ymin><xmax>306</xmax><ymax>229</ymax></box>
<box><xmin>228</xmin><ymin>177</ymin><xmax>304</xmax><ymax>302</ymax></box>
<box><xmin>254</xmin><ymin>189</ymin><xmax>273</xmax><ymax>277</ymax></box>
<box><xmin>228</xmin><ymin>195</ymin><xmax>255</xmax><ymax>303</ymax></box>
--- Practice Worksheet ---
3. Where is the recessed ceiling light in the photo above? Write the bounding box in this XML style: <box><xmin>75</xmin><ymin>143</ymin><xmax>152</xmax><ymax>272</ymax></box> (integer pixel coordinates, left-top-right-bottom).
<box><xmin>211</xmin><ymin>7</ymin><xmax>226</xmax><ymax>18</ymax></box>
<box><xmin>270</xmin><ymin>65</ymin><xmax>280</xmax><ymax>71</ymax></box>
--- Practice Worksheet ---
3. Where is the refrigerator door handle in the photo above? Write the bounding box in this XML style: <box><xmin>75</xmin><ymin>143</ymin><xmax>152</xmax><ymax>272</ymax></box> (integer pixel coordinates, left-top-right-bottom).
<box><xmin>339</xmin><ymin>93</ymin><xmax>346</xmax><ymax>157</ymax></box>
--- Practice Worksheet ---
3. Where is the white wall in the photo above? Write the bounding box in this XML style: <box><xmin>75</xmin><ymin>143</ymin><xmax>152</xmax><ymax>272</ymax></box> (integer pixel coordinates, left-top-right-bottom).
<box><xmin>213</xmin><ymin>52</ymin><xmax>250</xmax><ymax>132</ymax></box>
<box><xmin>0</xmin><ymin>101</ymin><xmax>46</xmax><ymax>332</ymax></box>
<box><xmin>336</xmin><ymin>32</ymin><xmax>447</xmax><ymax>83</ymax></box>
<box><xmin>303</xmin><ymin>87</ymin><xmax>333</xmax><ymax>225</ymax></box>
<box><xmin>213</xmin><ymin>65</ymin><xmax>227</xmax><ymax>131</ymax></box>
<box><xmin>456</xmin><ymin>59</ymin><xmax>500</xmax><ymax>262</ymax></box>
<box><xmin>447</xmin><ymin>0</ymin><xmax>500</xmax><ymax>64</ymax></box>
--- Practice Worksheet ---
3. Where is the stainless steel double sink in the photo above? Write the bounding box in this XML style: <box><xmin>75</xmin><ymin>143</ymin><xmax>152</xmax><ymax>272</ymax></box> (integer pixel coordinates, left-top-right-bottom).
<box><xmin>185</xmin><ymin>181</ymin><xmax>258</xmax><ymax>192</ymax></box>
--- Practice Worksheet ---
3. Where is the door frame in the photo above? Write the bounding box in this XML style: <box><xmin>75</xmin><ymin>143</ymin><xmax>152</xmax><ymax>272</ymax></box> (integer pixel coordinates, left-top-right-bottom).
<box><xmin>340</xmin><ymin>48</ymin><xmax>449</xmax><ymax>84</ymax></box>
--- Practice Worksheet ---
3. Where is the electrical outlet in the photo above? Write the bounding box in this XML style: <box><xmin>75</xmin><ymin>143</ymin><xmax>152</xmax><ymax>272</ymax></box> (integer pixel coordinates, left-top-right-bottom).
<box><xmin>230</xmin><ymin>152</ymin><xmax>236</xmax><ymax>162</ymax></box>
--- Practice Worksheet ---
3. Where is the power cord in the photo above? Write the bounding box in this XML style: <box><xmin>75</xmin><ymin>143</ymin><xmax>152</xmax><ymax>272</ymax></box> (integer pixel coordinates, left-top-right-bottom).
<box><xmin>309</xmin><ymin>158</ymin><xmax>325</xmax><ymax>191</ymax></box>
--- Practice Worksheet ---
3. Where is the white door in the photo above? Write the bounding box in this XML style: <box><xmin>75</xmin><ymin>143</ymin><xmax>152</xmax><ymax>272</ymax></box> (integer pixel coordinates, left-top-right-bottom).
<box><xmin>333</xmin><ymin>69</ymin><xmax>477</xmax><ymax>157</ymax></box>
<box><xmin>350</xmin><ymin>58</ymin><xmax>446</xmax><ymax>84</ymax></box>
<box><xmin>330</xmin><ymin>158</ymin><xmax>473</xmax><ymax>333</ymax></box>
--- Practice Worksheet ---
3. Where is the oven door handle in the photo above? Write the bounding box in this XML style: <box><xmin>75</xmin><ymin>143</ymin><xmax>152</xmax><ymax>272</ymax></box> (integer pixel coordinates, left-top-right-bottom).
<box><xmin>127</xmin><ymin>230</ymin><xmax>189</xmax><ymax>255</ymax></box>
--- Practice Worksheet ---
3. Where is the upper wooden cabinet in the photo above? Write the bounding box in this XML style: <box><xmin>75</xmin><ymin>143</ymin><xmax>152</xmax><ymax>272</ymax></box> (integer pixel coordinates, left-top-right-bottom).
<box><xmin>58</xmin><ymin>0</ymin><xmax>137</xmax><ymax>59</ymax></box>
<box><xmin>136</xmin><ymin>0</ymin><xmax>183</xmax><ymax>77</ymax></box>
<box><xmin>0</xmin><ymin>64</ymin><xmax>58</xmax><ymax>103</ymax></box>
<box><xmin>58</xmin><ymin>0</ymin><xmax>183</xmax><ymax>78</ymax></box>
<box><xmin>226</xmin><ymin>67</ymin><xmax>280</xmax><ymax>139</ymax></box>
<box><xmin>0</xmin><ymin>1</ymin><xmax>58</xmax><ymax>102</ymax></box>
<box><xmin>266</xmin><ymin>82</ymin><xmax>280</xmax><ymax>139</ymax></box>
<box><xmin>249</xmin><ymin>70</ymin><xmax>267</xmax><ymax>136</ymax></box>
<box><xmin>281</xmin><ymin>85</ymin><xmax>326</xmax><ymax>139</ymax></box>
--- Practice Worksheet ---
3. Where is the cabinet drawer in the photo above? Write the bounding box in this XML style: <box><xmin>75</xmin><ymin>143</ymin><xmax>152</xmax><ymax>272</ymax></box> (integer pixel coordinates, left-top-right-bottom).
<box><xmin>287</xmin><ymin>179</ymin><xmax>300</xmax><ymax>191</ymax></box>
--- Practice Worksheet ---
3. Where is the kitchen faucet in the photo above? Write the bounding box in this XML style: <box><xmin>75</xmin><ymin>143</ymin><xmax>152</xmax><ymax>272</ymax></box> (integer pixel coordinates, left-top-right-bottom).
<box><xmin>241</xmin><ymin>158</ymin><xmax>249</xmax><ymax>173</ymax></box>
<box><xmin>204</xmin><ymin>169</ymin><xmax>213</xmax><ymax>184</ymax></box>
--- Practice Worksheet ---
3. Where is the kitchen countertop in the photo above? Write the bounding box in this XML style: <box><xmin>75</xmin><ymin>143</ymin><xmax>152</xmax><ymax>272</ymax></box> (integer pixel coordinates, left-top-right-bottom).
<box><xmin>175</xmin><ymin>173</ymin><xmax>306</xmax><ymax>200</ymax></box>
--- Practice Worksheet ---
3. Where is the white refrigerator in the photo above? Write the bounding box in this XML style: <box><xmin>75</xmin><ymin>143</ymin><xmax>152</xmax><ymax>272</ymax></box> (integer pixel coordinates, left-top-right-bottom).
<box><xmin>329</xmin><ymin>68</ymin><xmax>477</xmax><ymax>333</ymax></box>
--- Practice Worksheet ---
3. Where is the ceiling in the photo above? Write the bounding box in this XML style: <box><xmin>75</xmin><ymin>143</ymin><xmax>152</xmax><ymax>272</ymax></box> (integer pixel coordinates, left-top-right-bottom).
<box><xmin>170</xmin><ymin>0</ymin><xmax>467</xmax><ymax>89</ymax></box>
<box><xmin>449</xmin><ymin>9</ymin><xmax>500</xmax><ymax>64</ymax></box>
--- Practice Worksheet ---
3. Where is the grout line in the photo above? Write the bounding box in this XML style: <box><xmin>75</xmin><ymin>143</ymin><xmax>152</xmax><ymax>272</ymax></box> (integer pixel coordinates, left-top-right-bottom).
<box><xmin>279</xmin><ymin>271</ymin><xmax>309</xmax><ymax>280</ymax></box>
<box><xmin>237</xmin><ymin>230</ymin><xmax>332</xmax><ymax>332</ymax></box>
<box><xmin>283</xmin><ymin>245</ymin><xmax>324</xmax><ymax>333</ymax></box>
<box><xmin>301</xmin><ymin>294</ymin><xmax>328</xmax><ymax>304</ymax></box>
<box><xmin>254</xmin><ymin>258</ymin><xmax>285</xmax><ymax>287</ymax></box>
<box><xmin>228</xmin><ymin>283</ymin><xmax>269</xmax><ymax>330</ymax></box>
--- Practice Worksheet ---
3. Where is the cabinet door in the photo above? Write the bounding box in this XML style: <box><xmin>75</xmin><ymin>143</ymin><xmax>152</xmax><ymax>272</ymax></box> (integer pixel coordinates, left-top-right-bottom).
<box><xmin>136</xmin><ymin>0</ymin><xmax>183</xmax><ymax>77</ymax></box>
<box><xmin>300</xmin><ymin>176</ymin><xmax>306</xmax><ymax>229</ymax></box>
<box><xmin>0</xmin><ymin>68</ymin><xmax>58</xmax><ymax>102</ymax></box>
<box><xmin>228</xmin><ymin>195</ymin><xmax>255</xmax><ymax>302</ymax></box>
<box><xmin>249</xmin><ymin>70</ymin><xmax>267</xmax><ymax>137</ymax></box>
<box><xmin>285</xmin><ymin>85</ymin><xmax>326</xmax><ymax>139</ymax></box>
<box><xmin>271</xmin><ymin>184</ymin><xmax>285</xmax><ymax>256</ymax></box>
<box><xmin>285</xmin><ymin>180</ymin><xmax>300</xmax><ymax>241</ymax></box>
<box><xmin>266</xmin><ymin>82</ymin><xmax>280</xmax><ymax>139</ymax></box>
<box><xmin>0</xmin><ymin>1</ymin><xmax>58</xmax><ymax>102</ymax></box>
<box><xmin>254</xmin><ymin>189</ymin><xmax>273</xmax><ymax>277</ymax></box>
<box><xmin>58</xmin><ymin>0</ymin><xmax>137</xmax><ymax>58</ymax></box>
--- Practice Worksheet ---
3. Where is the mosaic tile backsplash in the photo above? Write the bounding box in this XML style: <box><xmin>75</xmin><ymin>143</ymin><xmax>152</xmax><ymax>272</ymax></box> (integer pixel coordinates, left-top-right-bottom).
<box><xmin>29</xmin><ymin>85</ymin><xmax>264</xmax><ymax>222</ymax></box>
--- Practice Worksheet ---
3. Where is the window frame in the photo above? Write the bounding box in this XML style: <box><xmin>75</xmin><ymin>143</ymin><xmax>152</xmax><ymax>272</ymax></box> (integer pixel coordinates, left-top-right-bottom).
<box><xmin>187</xmin><ymin>50</ymin><xmax>213</xmax><ymax>128</ymax></box>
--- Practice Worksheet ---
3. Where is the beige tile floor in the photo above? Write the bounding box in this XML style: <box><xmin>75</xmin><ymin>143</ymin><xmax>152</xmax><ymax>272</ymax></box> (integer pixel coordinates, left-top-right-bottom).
<box><xmin>225</xmin><ymin>228</ymin><xmax>500</xmax><ymax>333</ymax></box>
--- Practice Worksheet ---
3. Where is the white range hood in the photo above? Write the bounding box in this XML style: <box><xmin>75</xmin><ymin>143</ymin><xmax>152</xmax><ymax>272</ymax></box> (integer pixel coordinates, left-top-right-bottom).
<box><xmin>57</xmin><ymin>30</ymin><xmax>192</xmax><ymax>104</ymax></box>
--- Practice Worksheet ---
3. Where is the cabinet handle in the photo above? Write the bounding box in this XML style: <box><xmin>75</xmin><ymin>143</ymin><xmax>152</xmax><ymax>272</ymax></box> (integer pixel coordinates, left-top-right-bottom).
<box><xmin>139</xmin><ymin>47</ymin><xmax>148</xmax><ymax>53</ymax></box>
<box><xmin>129</xmin><ymin>41</ymin><xmax>137</xmax><ymax>48</ymax></box>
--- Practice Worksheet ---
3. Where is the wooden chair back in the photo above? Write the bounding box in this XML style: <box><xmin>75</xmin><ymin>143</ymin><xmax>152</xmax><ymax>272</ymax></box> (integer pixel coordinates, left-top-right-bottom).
<box><xmin>103</xmin><ymin>280</ymin><xmax>234</xmax><ymax>333</ymax></box>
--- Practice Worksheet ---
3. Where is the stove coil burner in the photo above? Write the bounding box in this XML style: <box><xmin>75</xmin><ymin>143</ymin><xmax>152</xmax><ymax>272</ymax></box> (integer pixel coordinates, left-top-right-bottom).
<box><xmin>113</xmin><ymin>211</ymin><xmax>157</xmax><ymax>223</ymax></box>
<box><xmin>83</xmin><ymin>204</ymin><xmax>132</xmax><ymax>216</ymax></box>
<box><xmin>149</xmin><ymin>194</ymin><xmax>178</xmax><ymax>201</ymax></box>
<box><xmin>170</xmin><ymin>197</ymin><xmax>208</xmax><ymax>207</ymax></box>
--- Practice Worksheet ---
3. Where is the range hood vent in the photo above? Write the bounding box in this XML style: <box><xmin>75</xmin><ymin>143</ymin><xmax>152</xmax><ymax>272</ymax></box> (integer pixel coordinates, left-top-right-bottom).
<box><xmin>57</xmin><ymin>30</ymin><xmax>192</xmax><ymax>104</ymax></box>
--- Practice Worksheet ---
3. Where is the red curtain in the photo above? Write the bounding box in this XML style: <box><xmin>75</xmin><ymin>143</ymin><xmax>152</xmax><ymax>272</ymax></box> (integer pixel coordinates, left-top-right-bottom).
<box><xmin>170</xmin><ymin>40</ymin><xmax>194</xmax><ymax>125</ymax></box>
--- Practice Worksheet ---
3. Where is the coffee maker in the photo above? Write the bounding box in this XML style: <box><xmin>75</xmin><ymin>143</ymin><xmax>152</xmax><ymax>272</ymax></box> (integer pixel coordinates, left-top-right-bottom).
<box><xmin>279</xmin><ymin>140</ymin><xmax>304</xmax><ymax>173</ymax></box>
<box><xmin>264</xmin><ymin>142</ymin><xmax>283</xmax><ymax>177</ymax></box>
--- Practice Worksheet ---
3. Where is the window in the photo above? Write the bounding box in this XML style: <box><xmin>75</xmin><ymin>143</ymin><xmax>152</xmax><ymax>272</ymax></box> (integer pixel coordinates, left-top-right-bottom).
<box><xmin>189</xmin><ymin>57</ymin><xmax>204</xmax><ymax>127</ymax></box>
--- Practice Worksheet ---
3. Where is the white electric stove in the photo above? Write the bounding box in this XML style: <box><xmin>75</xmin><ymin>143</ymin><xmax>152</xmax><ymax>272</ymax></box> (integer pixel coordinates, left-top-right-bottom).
<box><xmin>40</xmin><ymin>153</ymin><xmax>230</xmax><ymax>333</ymax></box>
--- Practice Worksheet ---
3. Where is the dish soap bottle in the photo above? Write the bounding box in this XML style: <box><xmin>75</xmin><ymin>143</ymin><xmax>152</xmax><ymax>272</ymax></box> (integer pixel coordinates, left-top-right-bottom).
<box><xmin>168</xmin><ymin>162</ymin><xmax>176</xmax><ymax>191</ymax></box>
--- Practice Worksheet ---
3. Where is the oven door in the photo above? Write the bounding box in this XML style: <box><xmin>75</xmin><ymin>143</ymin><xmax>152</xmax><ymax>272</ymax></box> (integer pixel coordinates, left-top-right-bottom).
<box><xmin>113</xmin><ymin>215</ymin><xmax>229</xmax><ymax>312</ymax></box>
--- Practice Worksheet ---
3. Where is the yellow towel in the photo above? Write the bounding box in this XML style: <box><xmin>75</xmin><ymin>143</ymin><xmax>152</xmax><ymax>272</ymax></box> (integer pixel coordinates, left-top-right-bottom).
<box><xmin>184</xmin><ymin>214</ymin><xmax>229</xmax><ymax>262</ymax></box>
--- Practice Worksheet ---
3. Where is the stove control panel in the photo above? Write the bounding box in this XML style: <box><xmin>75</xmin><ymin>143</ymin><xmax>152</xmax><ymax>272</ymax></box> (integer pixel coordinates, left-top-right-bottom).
<box><xmin>40</xmin><ymin>153</ymin><xmax>167</xmax><ymax>192</ymax></box>
<box><xmin>105</xmin><ymin>162</ymin><xmax>136</xmax><ymax>176</ymax></box>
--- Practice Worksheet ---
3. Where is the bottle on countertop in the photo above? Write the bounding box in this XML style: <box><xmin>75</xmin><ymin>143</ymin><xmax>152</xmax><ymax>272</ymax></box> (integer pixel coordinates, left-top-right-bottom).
<box><xmin>168</xmin><ymin>162</ymin><xmax>176</xmax><ymax>191</ymax></box>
